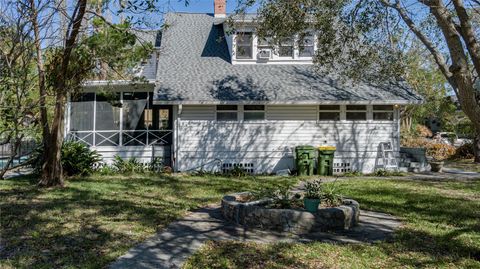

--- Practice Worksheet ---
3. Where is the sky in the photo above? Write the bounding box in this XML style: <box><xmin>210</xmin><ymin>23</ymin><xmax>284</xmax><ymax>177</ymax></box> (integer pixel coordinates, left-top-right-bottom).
<box><xmin>165</xmin><ymin>0</ymin><xmax>257</xmax><ymax>14</ymax></box>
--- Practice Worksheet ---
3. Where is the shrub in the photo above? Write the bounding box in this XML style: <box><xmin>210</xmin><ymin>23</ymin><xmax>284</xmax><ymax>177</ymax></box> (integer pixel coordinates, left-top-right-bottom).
<box><xmin>415</xmin><ymin>124</ymin><xmax>433</xmax><ymax>138</ymax></box>
<box><xmin>343</xmin><ymin>171</ymin><xmax>363</xmax><ymax>177</ymax></box>
<box><xmin>372</xmin><ymin>169</ymin><xmax>406</xmax><ymax>177</ymax></box>
<box><xmin>113</xmin><ymin>155</ymin><xmax>146</xmax><ymax>174</ymax></box>
<box><xmin>426</xmin><ymin>143</ymin><xmax>456</xmax><ymax>161</ymax></box>
<box><xmin>401</xmin><ymin>136</ymin><xmax>431</xmax><ymax>148</ymax></box>
<box><xmin>454</xmin><ymin>142</ymin><xmax>475</xmax><ymax>159</ymax></box>
<box><xmin>61</xmin><ymin>141</ymin><xmax>101</xmax><ymax>176</ymax></box>
<box><xmin>95</xmin><ymin>164</ymin><xmax>117</xmax><ymax>176</ymax></box>
<box><xmin>224</xmin><ymin>166</ymin><xmax>249</xmax><ymax>178</ymax></box>
<box><xmin>148</xmin><ymin>157</ymin><xmax>165</xmax><ymax>173</ymax></box>
<box><xmin>112</xmin><ymin>156</ymin><xmax>145</xmax><ymax>174</ymax></box>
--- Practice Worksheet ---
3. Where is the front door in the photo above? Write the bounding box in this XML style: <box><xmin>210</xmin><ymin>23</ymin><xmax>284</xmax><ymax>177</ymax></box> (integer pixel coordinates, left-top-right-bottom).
<box><xmin>149</xmin><ymin>105</ymin><xmax>173</xmax><ymax>167</ymax></box>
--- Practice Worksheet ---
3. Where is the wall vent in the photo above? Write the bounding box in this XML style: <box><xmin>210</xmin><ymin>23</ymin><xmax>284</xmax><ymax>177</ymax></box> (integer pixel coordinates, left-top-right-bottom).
<box><xmin>222</xmin><ymin>162</ymin><xmax>255</xmax><ymax>174</ymax></box>
<box><xmin>333</xmin><ymin>162</ymin><xmax>351</xmax><ymax>174</ymax></box>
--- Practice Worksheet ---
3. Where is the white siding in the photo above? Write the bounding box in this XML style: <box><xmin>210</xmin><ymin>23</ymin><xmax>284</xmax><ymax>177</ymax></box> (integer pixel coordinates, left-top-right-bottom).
<box><xmin>267</xmin><ymin>105</ymin><xmax>317</xmax><ymax>120</ymax></box>
<box><xmin>176</xmin><ymin>105</ymin><xmax>400</xmax><ymax>174</ymax></box>
<box><xmin>181</xmin><ymin>105</ymin><xmax>215</xmax><ymax>120</ymax></box>
<box><xmin>91</xmin><ymin>146</ymin><xmax>171</xmax><ymax>164</ymax></box>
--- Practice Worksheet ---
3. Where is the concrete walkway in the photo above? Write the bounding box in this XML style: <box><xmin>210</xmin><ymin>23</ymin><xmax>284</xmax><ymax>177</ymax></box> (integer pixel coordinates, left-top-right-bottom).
<box><xmin>110</xmin><ymin>206</ymin><xmax>401</xmax><ymax>269</ymax></box>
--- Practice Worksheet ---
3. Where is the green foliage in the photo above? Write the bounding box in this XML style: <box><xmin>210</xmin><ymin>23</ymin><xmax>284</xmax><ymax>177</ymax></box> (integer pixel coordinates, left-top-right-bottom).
<box><xmin>372</xmin><ymin>169</ymin><xmax>406</xmax><ymax>177</ymax></box>
<box><xmin>112</xmin><ymin>156</ymin><xmax>146</xmax><ymax>174</ymax></box>
<box><xmin>342</xmin><ymin>171</ymin><xmax>363</xmax><ymax>177</ymax></box>
<box><xmin>254</xmin><ymin>183</ymin><xmax>301</xmax><ymax>209</ymax></box>
<box><xmin>61</xmin><ymin>141</ymin><xmax>101</xmax><ymax>176</ymax></box>
<box><xmin>95</xmin><ymin>164</ymin><xmax>118</xmax><ymax>176</ymax></box>
<box><xmin>86</xmin><ymin>20</ymin><xmax>153</xmax><ymax>79</ymax></box>
<box><xmin>303</xmin><ymin>179</ymin><xmax>322</xmax><ymax>199</ymax></box>
<box><xmin>321</xmin><ymin>181</ymin><xmax>343</xmax><ymax>207</ymax></box>
<box><xmin>234</xmin><ymin>0</ymin><xmax>405</xmax><ymax>82</ymax></box>
<box><xmin>224</xmin><ymin>166</ymin><xmax>250</xmax><ymax>178</ymax></box>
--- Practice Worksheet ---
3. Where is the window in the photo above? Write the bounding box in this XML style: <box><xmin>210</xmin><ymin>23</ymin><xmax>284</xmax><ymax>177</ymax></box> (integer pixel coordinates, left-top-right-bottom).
<box><xmin>257</xmin><ymin>36</ymin><xmax>274</xmax><ymax>58</ymax></box>
<box><xmin>373</xmin><ymin>105</ymin><xmax>394</xmax><ymax>121</ymax></box>
<box><xmin>236</xmin><ymin>32</ymin><xmax>253</xmax><ymax>59</ymax></box>
<box><xmin>346</xmin><ymin>105</ymin><xmax>367</xmax><ymax>121</ymax></box>
<box><xmin>216</xmin><ymin>105</ymin><xmax>238</xmax><ymax>121</ymax></box>
<box><xmin>299</xmin><ymin>33</ymin><xmax>315</xmax><ymax>57</ymax></box>
<box><xmin>279</xmin><ymin>37</ymin><xmax>294</xmax><ymax>57</ymax></box>
<box><xmin>319</xmin><ymin>105</ymin><xmax>340</xmax><ymax>121</ymax></box>
<box><xmin>244</xmin><ymin>105</ymin><xmax>265</xmax><ymax>121</ymax></box>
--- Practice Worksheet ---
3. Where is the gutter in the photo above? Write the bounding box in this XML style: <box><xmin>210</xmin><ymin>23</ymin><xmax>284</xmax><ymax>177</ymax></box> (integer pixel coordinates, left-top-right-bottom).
<box><xmin>152</xmin><ymin>99</ymin><xmax>424</xmax><ymax>106</ymax></box>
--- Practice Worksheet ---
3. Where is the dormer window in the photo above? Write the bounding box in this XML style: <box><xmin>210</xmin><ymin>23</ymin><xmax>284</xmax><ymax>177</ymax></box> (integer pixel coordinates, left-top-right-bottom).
<box><xmin>236</xmin><ymin>32</ymin><xmax>253</xmax><ymax>59</ymax></box>
<box><xmin>279</xmin><ymin>37</ymin><xmax>294</xmax><ymax>58</ymax></box>
<box><xmin>299</xmin><ymin>33</ymin><xmax>315</xmax><ymax>58</ymax></box>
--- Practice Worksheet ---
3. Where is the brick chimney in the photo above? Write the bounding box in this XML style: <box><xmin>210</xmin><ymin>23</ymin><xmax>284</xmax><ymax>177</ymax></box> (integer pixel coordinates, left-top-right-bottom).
<box><xmin>214</xmin><ymin>0</ymin><xmax>226</xmax><ymax>18</ymax></box>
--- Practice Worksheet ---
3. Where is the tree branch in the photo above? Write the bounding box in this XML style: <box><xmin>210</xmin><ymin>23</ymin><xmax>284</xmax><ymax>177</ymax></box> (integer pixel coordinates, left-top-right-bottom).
<box><xmin>452</xmin><ymin>0</ymin><xmax>480</xmax><ymax>76</ymax></box>
<box><xmin>379</xmin><ymin>0</ymin><xmax>457</xmax><ymax>93</ymax></box>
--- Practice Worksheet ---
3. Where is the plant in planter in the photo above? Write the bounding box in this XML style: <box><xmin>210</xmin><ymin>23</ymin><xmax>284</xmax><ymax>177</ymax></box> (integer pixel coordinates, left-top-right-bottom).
<box><xmin>322</xmin><ymin>180</ymin><xmax>343</xmax><ymax>207</ymax></box>
<box><xmin>426</xmin><ymin>143</ymin><xmax>456</xmax><ymax>172</ymax></box>
<box><xmin>303</xmin><ymin>179</ymin><xmax>322</xmax><ymax>213</ymax></box>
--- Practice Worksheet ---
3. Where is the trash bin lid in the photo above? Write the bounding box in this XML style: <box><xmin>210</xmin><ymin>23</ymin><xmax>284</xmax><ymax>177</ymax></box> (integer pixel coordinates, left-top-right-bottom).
<box><xmin>296</xmin><ymin>145</ymin><xmax>316</xmax><ymax>151</ymax></box>
<box><xmin>318</xmin><ymin>146</ymin><xmax>336</xmax><ymax>151</ymax></box>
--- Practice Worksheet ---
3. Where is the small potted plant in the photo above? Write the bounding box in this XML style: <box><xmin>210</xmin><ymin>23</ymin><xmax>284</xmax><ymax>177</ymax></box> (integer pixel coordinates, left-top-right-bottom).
<box><xmin>426</xmin><ymin>143</ymin><xmax>455</xmax><ymax>172</ymax></box>
<box><xmin>303</xmin><ymin>179</ymin><xmax>322</xmax><ymax>213</ymax></box>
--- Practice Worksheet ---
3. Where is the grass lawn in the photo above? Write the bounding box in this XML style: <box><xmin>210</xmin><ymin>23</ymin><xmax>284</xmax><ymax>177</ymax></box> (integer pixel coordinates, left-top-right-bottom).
<box><xmin>445</xmin><ymin>159</ymin><xmax>480</xmax><ymax>173</ymax></box>
<box><xmin>184</xmin><ymin>178</ymin><xmax>480</xmax><ymax>269</ymax></box>
<box><xmin>0</xmin><ymin>174</ymin><xmax>296</xmax><ymax>269</ymax></box>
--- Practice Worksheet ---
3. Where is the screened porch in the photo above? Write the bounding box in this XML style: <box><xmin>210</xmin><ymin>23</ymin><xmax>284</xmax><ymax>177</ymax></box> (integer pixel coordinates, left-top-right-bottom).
<box><xmin>67</xmin><ymin>91</ymin><xmax>173</xmax><ymax>147</ymax></box>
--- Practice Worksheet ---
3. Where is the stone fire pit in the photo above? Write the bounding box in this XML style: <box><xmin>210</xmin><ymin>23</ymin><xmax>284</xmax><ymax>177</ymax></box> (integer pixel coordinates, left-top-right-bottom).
<box><xmin>221</xmin><ymin>192</ymin><xmax>360</xmax><ymax>234</ymax></box>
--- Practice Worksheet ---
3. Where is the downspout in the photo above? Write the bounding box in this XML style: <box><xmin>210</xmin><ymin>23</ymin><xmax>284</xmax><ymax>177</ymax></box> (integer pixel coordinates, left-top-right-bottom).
<box><xmin>174</xmin><ymin>104</ymin><xmax>182</xmax><ymax>172</ymax></box>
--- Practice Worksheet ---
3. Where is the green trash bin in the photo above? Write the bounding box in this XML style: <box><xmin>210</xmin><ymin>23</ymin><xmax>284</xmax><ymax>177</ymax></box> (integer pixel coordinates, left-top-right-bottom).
<box><xmin>317</xmin><ymin>146</ymin><xmax>336</xmax><ymax>176</ymax></box>
<box><xmin>295</xmin><ymin>145</ymin><xmax>316</xmax><ymax>176</ymax></box>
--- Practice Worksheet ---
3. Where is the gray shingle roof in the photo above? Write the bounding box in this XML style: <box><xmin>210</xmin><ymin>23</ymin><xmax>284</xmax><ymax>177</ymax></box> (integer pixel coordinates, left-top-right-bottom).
<box><xmin>154</xmin><ymin>13</ymin><xmax>423</xmax><ymax>105</ymax></box>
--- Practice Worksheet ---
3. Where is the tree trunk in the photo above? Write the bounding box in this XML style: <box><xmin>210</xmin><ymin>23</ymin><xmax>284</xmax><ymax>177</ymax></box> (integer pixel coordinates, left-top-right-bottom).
<box><xmin>38</xmin><ymin>93</ymin><xmax>66</xmax><ymax>187</ymax></box>
<box><xmin>474</xmin><ymin>131</ymin><xmax>480</xmax><ymax>163</ymax></box>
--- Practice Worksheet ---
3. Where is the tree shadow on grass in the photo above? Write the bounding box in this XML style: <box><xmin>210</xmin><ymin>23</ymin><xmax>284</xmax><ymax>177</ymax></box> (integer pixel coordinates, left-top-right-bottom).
<box><xmin>0</xmin><ymin>174</ymin><xmax>296</xmax><ymax>268</ymax></box>
<box><xmin>0</xmin><ymin>175</ymin><xmax>213</xmax><ymax>268</ymax></box>
<box><xmin>337</xmin><ymin>180</ymin><xmax>480</xmax><ymax>266</ymax></box>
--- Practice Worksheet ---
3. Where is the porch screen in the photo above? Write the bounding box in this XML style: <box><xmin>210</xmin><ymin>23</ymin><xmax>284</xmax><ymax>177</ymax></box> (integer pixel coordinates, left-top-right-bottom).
<box><xmin>95</xmin><ymin>93</ymin><xmax>121</xmax><ymax>146</ymax></box>
<box><xmin>70</xmin><ymin>93</ymin><xmax>95</xmax><ymax>145</ymax></box>
<box><xmin>122</xmin><ymin>92</ymin><xmax>148</xmax><ymax>145</ymax></box>
<box><xmin>70</xmin><ymin>93</ymin><xmax>94</xmax><ymax>131</ymax></box>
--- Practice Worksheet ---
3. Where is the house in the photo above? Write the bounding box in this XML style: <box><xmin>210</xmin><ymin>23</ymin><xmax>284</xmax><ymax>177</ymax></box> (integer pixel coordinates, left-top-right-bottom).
<box><xmin>66</xmin><ymin>0</ymin><xmax>423</xmax><ymax>174</ymax></box>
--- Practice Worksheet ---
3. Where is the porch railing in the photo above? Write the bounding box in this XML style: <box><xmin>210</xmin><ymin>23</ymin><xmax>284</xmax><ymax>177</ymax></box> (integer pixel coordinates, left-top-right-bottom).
<box><xmin>66</xmin><ymin>130</ymin><xmax>173</xmax><ymax>147</ymax></box>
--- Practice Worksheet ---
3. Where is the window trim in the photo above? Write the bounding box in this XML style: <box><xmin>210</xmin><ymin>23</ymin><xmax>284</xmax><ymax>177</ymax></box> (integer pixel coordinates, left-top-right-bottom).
<box><xmin>345</xmin><ymin>105</ymin><xmax>368</xmax><ymax>121</ymax></box>
<box><xmin>298</xmin><ymin>33</ymin><xmax>315</xmax><ymax>59</ymax></box>
<box><xmin>215</xmin><ymin>105</ymin><xmax>239</xmax><ymax>121</ymax></box>
<box><xmin>372</xmin><ymin>105</ymin><xmax>395</xmax><ymax>121</ymax></box>
<box><xmin>235</xmin><ymin>32</ymin><xmax>253</xmax><ymax>60</ymax></box>
<box><xmin>277</xmin><ymin>37</ymin><xmax>295</xmax><ymax>59</ymax></box>
<box><xmin>243</xmin><ymin>105</ymin><xmax>266</xmax><ymax>122</ymax></box>
<box><xmin>317</xmin><ymin>105</ymin><xmax>341</xmax><ymax>122</ymax></box>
